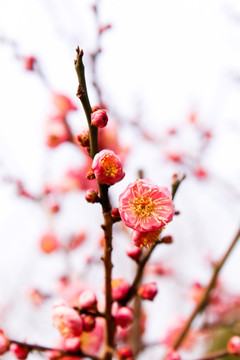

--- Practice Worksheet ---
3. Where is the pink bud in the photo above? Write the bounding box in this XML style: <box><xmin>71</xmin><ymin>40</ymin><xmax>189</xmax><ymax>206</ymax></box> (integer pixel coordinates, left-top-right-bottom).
<box><xmin>193</xmin><ymin>167</ymin><xmax>208</xmax><ymax>179</ymax></box>
<box><xmin>126</xmin><ymin>244</ymin><xmax>141</xmax><ymax>261</ymax></box>
<box><xmin>91</xmin><ymin>109</ymin><xmax>108</xmax><ymax>128</ymax></box>
<box><xmin>24</xmin><ymin>56</ymin><xmax>36</xmax><ymax>71</ymax></box>
<box><xmin>111</xmin><ymin>278</ymin><xmax>130</xmax><ymax>301</ymax></box>
<box><xmin>162</xmin><ymin>235</ymin><xmax>173</xmax><ymax>244</ymax></box>
<box><xmin>52</xmin><ymin>93</ymin><xmax>77</xmax><ymax>116</ymax></box>
<box><xmin>114</xmin><ymin>307</ymin><xmax>134</xmax><ymax>328</ymax></box>
<box><xmin>111</xmin><ymin>207</ymin><xmax>120</xmax><ymax>218</ymax></box>
<box><xmin>40</xmin><ymin>232</ymin><xmax>59</xmax><ymax>254</ymax></box>
<box><xmin>138</xmin><ymin>282</ymin><xmax>158</xmax><ymax>301</ymax></box>
<box><xmin>86</xmin><ymin>170</ymin><xmax>95</xmax><ymax>180</ymax></box>
<box><xmin>228</xmin><ymin>336</ymin><xmax>240</xmax><ymax>355</ymax></box>
<box><xmin>81</xmin><ymin>314</ymin><xmax>96</xmax><ymax>332</ymax></box>
<box><xmin>85</xmin><ymin>189</ymin><xmax>100</xmax><ymax>204</ymax></box>
<box><xmin>0</xmin><ymin>330</ymin><xmax>9</xmax><ymax>355</ymax></box>
<box><xmin>99</xmin><ymin>24</ymin><xmax>112</xmax><ymax>34</ymax></box>
<box><xmin>164</xmin><ymin>350</ymin><xmax>181</xmax><ymax>360</ymax></box>
<box><xmin>77</xmin><ymin>130</ymin><xmax>90</xmax><ymax>147</ymax></box>
<box><xmin>9</xmin><ymin>343</ymin><xmax>29</xmax><ymax>360</ymax></box>
<box><xmin>118</xmin><ymin>346</ymin><xmax>133</xmax><ymax>359</ymax></box>
<box><xmin>92</xmin><ymin>150</ymin><xmax>125</xmax><ymax>185</ymax></box>
<box><xmin>52</xmin><ymin>303</ymin><xmax>83</xmax><ymax>338</ymax></box>
<box><xmin>79</xmin><ymin>290</ymin><xmax>97</xmax><ymax>309</ymax></box>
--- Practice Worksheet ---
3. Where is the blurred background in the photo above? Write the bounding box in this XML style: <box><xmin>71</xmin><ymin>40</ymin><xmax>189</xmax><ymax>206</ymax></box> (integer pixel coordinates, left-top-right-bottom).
<box><xmin>0</xmin><ymin>0</ymin><xmax>240</xmax><ymax>359</ymax></box>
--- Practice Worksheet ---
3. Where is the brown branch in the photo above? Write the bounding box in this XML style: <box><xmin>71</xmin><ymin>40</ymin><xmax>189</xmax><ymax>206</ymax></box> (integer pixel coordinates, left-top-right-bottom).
<box><xmin>119</xmin><ymin>240</ymin><xmax>161</xmax><ymax>306</ymax></box>
<box><xmin>73</xmin><ymin>307</ymin><xmax>105</xmax><ymax>318</ymax></box>
<box><xmin>173</xmin><ymin>225</ymin><xmax>240</xmax><ymax>350</ymax></box>
<box><xmin>75</xmin><ymin>47</ymin><xmax>115</xmax><ymax>360</ymax></box>
<box><xmin>8</xmin><ymin>339</ymin><xmax>100</xmax><ymax>360</ymax></box>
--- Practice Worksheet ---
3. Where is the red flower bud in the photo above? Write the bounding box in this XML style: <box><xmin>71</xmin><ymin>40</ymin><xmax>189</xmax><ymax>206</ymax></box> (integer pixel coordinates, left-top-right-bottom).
<box><xmin>114</xmin><ymin>307</ymin><xmax>134</xmax><ymax>328</ymax></box>
<box><xmin>91</xmin><ymin>109</ymin><xmax>108</xmax><ymax>128</ymax></box>
<box><xmin>77</xmin><ymin>130</ymin><xmax>90</xmax><ymax>147</ymax></box>
<box><xmin>81</xmin><ymin>314</ymin><xmax>96</xmax><ymax>332</ymax></box>
<box><xmin>228</xmin><ymin>336</ymin><xmax>240</xmax><ymax>355</ymax></box>
<box><xmin>85</xmin><ymin>189</ymin><xmax>100</xmax><ymax>203</ymax></box>
<box><xmin>126</xmin><ymin>244</ymin><xmax>141</xmax><ymax>261</ymax></box>
<box><xmin>10</xmin><ymin>343</ymin><xmax>29</xmax><ymax>359</ymax></box>
<box><xmin>138</xmin><ymin>282</ymin><xmax>158</xmax><ymax>301</ymax></box>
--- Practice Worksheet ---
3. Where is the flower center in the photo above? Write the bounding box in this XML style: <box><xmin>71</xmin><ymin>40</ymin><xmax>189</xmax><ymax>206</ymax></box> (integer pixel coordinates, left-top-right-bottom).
<box><xmin>132</xmin><ymin>196</ymin><xmax>156</xmax><ymax>218</ymax></box>
<box><xmin>101</xmin><ymin>155</ymin><xmax>120</xmax><ymax>177</ymax></box>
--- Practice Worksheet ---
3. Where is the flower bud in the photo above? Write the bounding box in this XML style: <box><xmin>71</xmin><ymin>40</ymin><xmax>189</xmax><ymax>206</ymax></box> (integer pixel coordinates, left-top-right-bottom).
<box><xmin>9</xmin><ymin>343</ymin><xmax>29</xmax><ymax>360</ymax></box>
<box><xmin>91</xmin><ymin>109</ymin><xmax>108</xmax><ymax>128</ymax></box>
<box><xmin>118</xmin><ymin>346</ymin><xmax>133</xmax><ymax>359</ymax></box>
<box><xmin>40</xmin><ymin>233</ymin><xmax>60</xmax><ymax>254</ymax></box>
<box><xmin>85</xmin><ymin>189</ymin><xmax>100</xmax><ymax>203</ymax></box>
<box><xmin>138</xmin><ymin>282</ymin><xmax>158</xmax><ymax>301</ymax></box>
<box><xmin>77</xmin><ymin>130</ymin><xmax>90</xmax><ymax>147</ymax></box>
<box><xmin>0</xmin><ymin>330</ymin><xmax>9</xmax><ymax>355</ymax></box>
<box><xmin>162</xmin><ymin>235</ymin><xmax>173</xmax><ymax>244</ymax></box>
<box><xmin>92</xmin><ymin>150</ymin><xmax>125</xmax><ymax>185</ymax></box>
<box><xmin>111</xmin><ymin>207</ymin><xmax>120</xmax><ymax>218</ymax></box>
<box><xmin>227</xmin><ymin>336</ymin><xmax>240</xmax><ymax>355</ymax></box>
<box><xmin>86</xmin><ymin>170</ymin><xmax>95</xmax><ymax>180</ymax></box>
<box><xmin>79</xmin><ymin>290</ymin><xmax>97</xmax><ymax>309</ymax></box>
<box><xmin>81</xmin><ymin>314</ymin><xmax>96</xmax><ymax>332</ymax></box>
<box><xmin>111</xmin><ymin>278</ymin><xmax>130</xmax><ymax>301</ymax></box>
<box><xmin>24</xmin><ymin>56</ymin><xmax>36</xmax><ymax>71</ymax></box>
<box><xmin>126</xmin><ymin>244</ymin><xmax>141</xmax><ymax>261</ymax></box>
<box><xmin>164</xmin><ymin>350</ymin><xmax>181</xmax><ymax>360</ymax></box>
<box><xmin>114</xmin><ymin>307</ymin><xmax>134</xmax><ymax>328</ymax></box>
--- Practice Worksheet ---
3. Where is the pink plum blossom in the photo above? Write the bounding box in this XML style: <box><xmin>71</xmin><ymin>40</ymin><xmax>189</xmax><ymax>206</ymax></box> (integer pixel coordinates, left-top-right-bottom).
<box><xmin>119</xmin><ymin>179</ymin><xmax>174</xmax><ymax>232</ymax></box>
<box><xmin>92</xmin><ymin>150</ymin><xmax>125</xmax><ymax>185</ymax></box>
<box><xmin>44</xmin><ymin>115</ymin><xmax>71</xmax><ymax>148</ymax></box>
<box><xmin>52</xmin><ymin>93</ymin><xmax>77</xmax><ymax>116</ymax></box>
<box><xmin>52</xmin><ymin>303</ymin><xmax>82</xmax><ymax>338</ymax></box>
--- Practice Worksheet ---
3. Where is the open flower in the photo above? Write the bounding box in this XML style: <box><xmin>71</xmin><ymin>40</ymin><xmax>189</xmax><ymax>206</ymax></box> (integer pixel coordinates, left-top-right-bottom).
<box><xmin>92</xmin><ymin>150</ymin><xmax>125</xmax><ymax>185</ymax></box>
<box><xmin>52</xmin><ymin>303</ymin><xmax>82</xmax><ymax>338</ymax></box>
<box><xmin>119</xmin><ymin>179</ymin><xmax>174</xmax><ymax>232</ymax></box>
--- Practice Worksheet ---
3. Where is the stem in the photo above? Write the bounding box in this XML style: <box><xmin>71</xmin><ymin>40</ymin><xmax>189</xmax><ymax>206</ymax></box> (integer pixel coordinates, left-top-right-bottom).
<box><xmin>75</xmin><ymin>47</ymin><xmax>115</xmax><ymax>360</ymax></box>
<box><xmin>9</xmin><ymin>339</ymin><xmax>100</xmax><ymax>360</ymax></box>
<box><xmin>74</xmin><ymin>47</ymin><xmax>98</xmax><ymax>159</ymax></box>
<box><xmin>119</xmin><ymin>240</ymin><xmax>161</xmax><ymax>306</ymax></box>
<box><xmin>173</xmin><ymin>225</ymin><xmax>240</xmax><ymax>350</ymax></box>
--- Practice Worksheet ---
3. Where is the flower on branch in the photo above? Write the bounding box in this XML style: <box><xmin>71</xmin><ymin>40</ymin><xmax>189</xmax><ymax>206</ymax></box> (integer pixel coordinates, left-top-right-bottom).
<box><xmin>92</xmin><ymin>149</ymin><xmax>125</xmax><ymax>185</ymax></box>
<box><xmin>52</xmin><ymin>303</ymin><xmax>83</xmax><ymax>338</ymax></box>
<box><xmin>119</xmin><ymin>179</ymin><xmax>174</xmax><ymax>232</ymax></box>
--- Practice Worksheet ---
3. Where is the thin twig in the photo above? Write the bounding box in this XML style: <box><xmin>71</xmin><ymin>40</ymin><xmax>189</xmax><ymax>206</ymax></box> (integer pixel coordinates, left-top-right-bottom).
<box><xmin>9</xmin><ymin>339</ymin><xmax>100</xmax><ymax>360</ymax></box>
<box><xmin>173</xmin><ymin>225</ymin><xmax>240</xmax><ymax>350</ymax></box>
